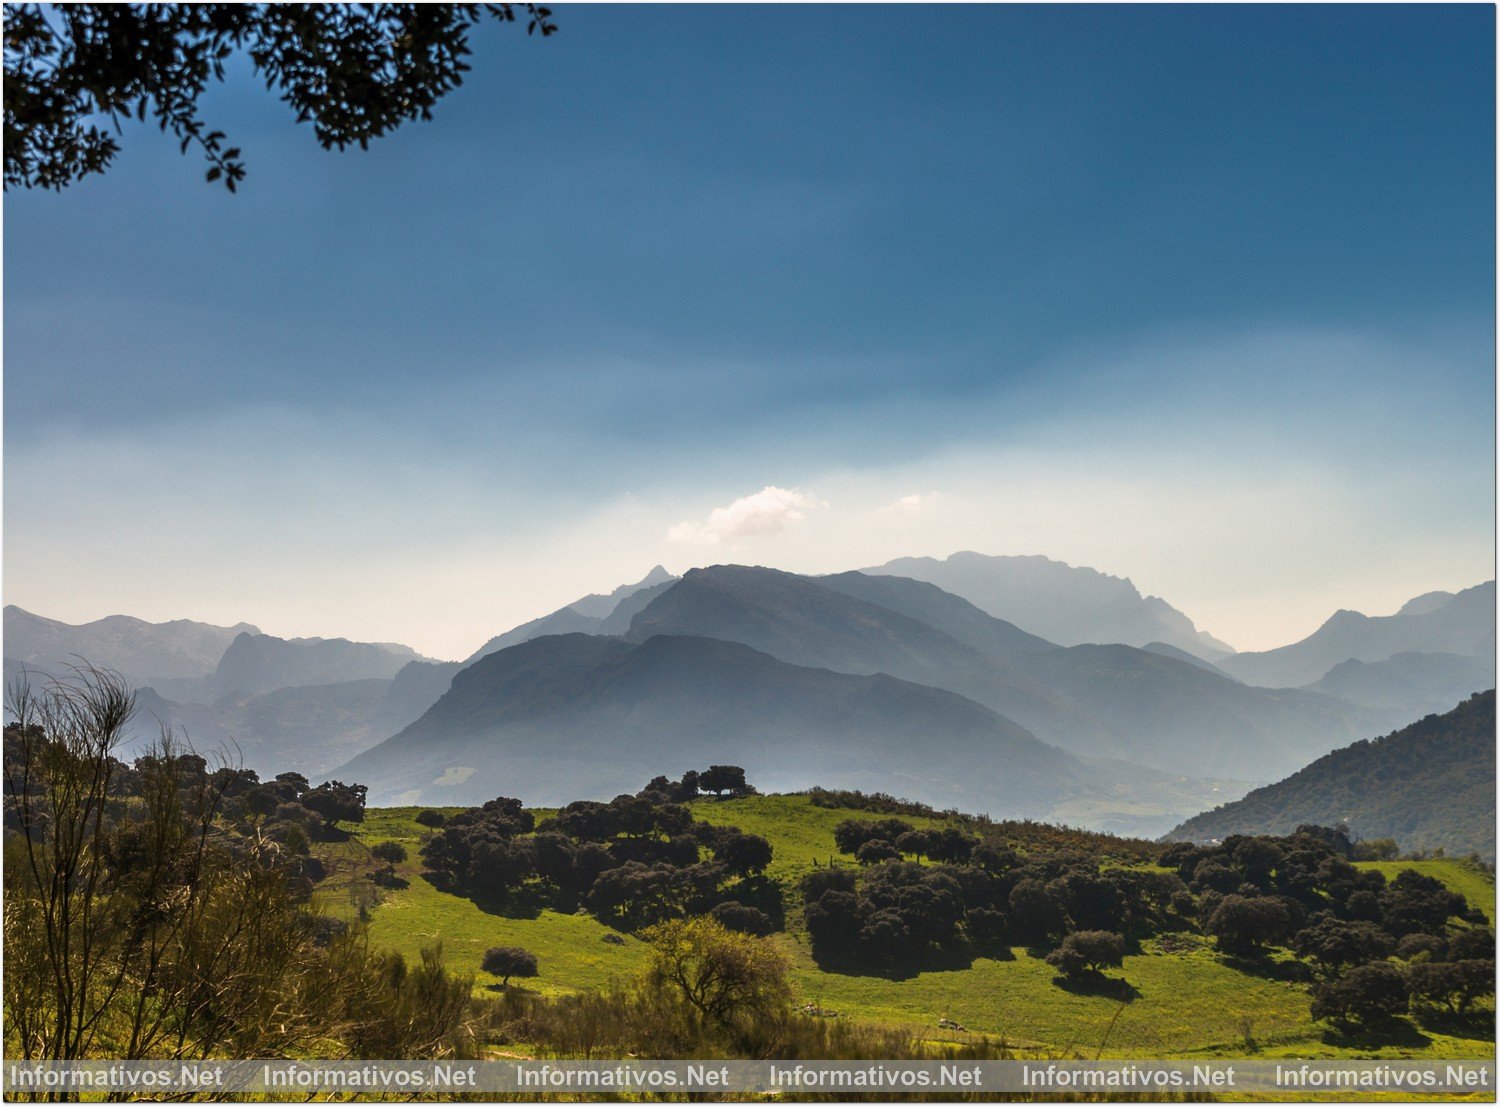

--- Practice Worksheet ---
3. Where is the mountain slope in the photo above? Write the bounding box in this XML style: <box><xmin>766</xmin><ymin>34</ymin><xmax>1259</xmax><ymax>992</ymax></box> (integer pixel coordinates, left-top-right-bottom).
<box><xmin>4</xmin><ymin>605</ymin><xmax>259</xmax><ymax>685</ymax></box>
<box><xmin>811</xmin><ymin>570</ymin><xmax>1056</xmax><ymax>658</ymax></box>
<box><xmin>1304</xmin><ymin>652</ymin><xmax>1494</xmax><ymax>720</ymax></box>
<box><xmin>1165</xmin><ymin>692</ymin><xmax>1496</xmax><ymax>858</ymax></box>
<box><xmin>864</xmin><ymin>552</ymin><xmax>1233</xmax><ymax>660</ymax></box>
<box><xmin>335</xmin><ymin>632</ymin><xmax>1096</xmax><ymax>815</ymax></box>
<box><xmin>1218</xmin><ymin>582</ymin><xmax>1495</xmax><ymax>688</ymax></box>
<box><xmin>466</xmin><ymin>566</ymin><xmax>677</xmax><ymax>662</ymax></box>
<box><xmin>624</xmin><ymin>565</ymin><xmax>1096</xmax><ymax>747</ymax></box>
<box><xmin>1007</xmin><ymin>645</ymin><xmax>1379</xmax><ymax>780</ymax></box>
<box><xmin>623</xmin><ymin>566</ymin><xmax>1372</xmax><ymax>781</ymax></box>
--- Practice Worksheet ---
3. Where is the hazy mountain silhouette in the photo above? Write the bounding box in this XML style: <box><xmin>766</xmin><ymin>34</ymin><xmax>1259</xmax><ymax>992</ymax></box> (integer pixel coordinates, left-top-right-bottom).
<box><xmin>1303</xmin><ymin>652</ymin><xmax>1494</xmax><ymax>721</ymax></box>
<box><xmin>863</xmin><ymin>552</ymin><xmax>1234</xmax><ymax>660</ymax></box>
<box><xmin>810</xmin><ymin>570</ymin><xmax>1056</xmax><ymax>658</ymax></box>
<box><xmin>621</xmin><ymin>565</ymin><xmax>1371</xmax><ymax>781</ymax></box>
<box><xmin>1006</xmin><ymin>644</ymin><xmax>1379</xmax><ymax>780</ymax></box>
<box><xmin>336</xmin><ymin>632</ymin><xmax>1097</xmax><ymax>813</ymax></box>
<box><xmin>465</xmin><ymin>566</ymin><xmax>677</xmax><ymax>662</ymax></box>
<box><xmin>624</xmin><ymin>565</ymin><xmax>1097</xmax><ymax>747</ymax></box>
<box><xmin>209</xmin><ymin>632</ymin><xmax>428</xmax><ymax>698</ymax></box>
<box><xmin>1217</xmin><ymin>582</ymin><xmax>1495</xmax><ymax>688</ymax></box>
<box><xmin>128</xmin><ymin>658</ymin><xmax>463</xmax><ymax>779</ymax></box>
<box><xmin>1166</xmin><ymin>692</ymin><xmax>1496</xmax><ymax>859</ymax></box>
<box><xmin>4</xmin><ymin>604</ymin><xmax>258</xmax><ymax>686</ymax></box>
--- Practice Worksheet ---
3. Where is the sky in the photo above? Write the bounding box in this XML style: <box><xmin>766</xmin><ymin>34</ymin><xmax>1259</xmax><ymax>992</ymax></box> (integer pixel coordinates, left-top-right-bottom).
<box><xmin>4</xmin><ymin>4</ymin><xmax>1495</xmax><ymax>660</ymax></box>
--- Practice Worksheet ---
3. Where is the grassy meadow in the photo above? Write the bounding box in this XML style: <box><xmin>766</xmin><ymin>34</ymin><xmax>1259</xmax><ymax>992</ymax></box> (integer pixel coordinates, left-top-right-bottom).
<box><xmin>313</xmin><ymin>796</ymin><xmax>1495</xmax><ymax>1062</ymax></box>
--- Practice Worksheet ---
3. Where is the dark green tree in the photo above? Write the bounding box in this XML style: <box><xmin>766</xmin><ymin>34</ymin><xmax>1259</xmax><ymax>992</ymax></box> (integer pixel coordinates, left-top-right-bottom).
<box><xmin>5</xmin><ymin>3</ymin><xmax>556</xmax><ymax>191</ymax></box>
<box><xmin>481</xmin><ymin>946</ymin><xmax>538</xmax><ymax>986</ymax></box>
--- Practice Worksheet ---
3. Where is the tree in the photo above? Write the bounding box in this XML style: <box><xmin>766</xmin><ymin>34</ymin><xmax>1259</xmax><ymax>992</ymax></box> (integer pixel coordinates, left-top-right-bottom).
<box><xmin>414</xmin><ymin>809</ymin><xmax>446</xmax><ymax>828</ymax></box>
<box><xmin>1293</xmin><ymin>918</ymin><xmax>1395</xmax><ymax>976</ymax></box>
<box><xmin>710</xmin><ymin>901</ymin><xmax>773</xmax><ymax>936</ymax></box>
<box><xmin>481</xmin><ymin>946</ymin><xmax>538</xmax><ymax>986</ymax></box>
<box><xmin>300</xmin><ymin>780</ymin><xmax>367</xmax><ymax>831</ymax></box>
<box><xmin>1310</xmin><ymin>962</ymin><xmax>1409</xmax><ymax>1028</ymax></box>
<box><xmin>5</xmin><ymin>3</ymin><xmax>556</xmax><ymax>191</ymax></box>
<box><xmin>855</xmin><ymin>839</ymin><xmax>901</xmax><ymax>866</ymax></box>
<box><xmin>714</xmin><ymin>832</ymin><xmax>772</xmax><ymax>877</ymax></box>
<box><xmin>1206</xmin><ymin>895</ymin><xmax>1293</xmax><ymax>957</ymax></box>
<box><xmin>641</xmin><ymin>917</ymin><xmax>790</xmax><ymax>1028</ymax></box>
<box><xmin>1007</xmin><ymin>879</ymin><xmax>1066</xmax><ymax>945</ymax></box>
<box><xmin>370</xmin><ymin>841</ymin><xmax>408</xmax><ymax>874</ymax></box>
<box><xmin>697</xmin><ymin>765</ymin><xmax>748</xmax><ymax>798</ymax></box>
<box><xmin>1046</xmin><ymin>931</ymin><xmax>1125</xmax><ymax>980</ymax></box>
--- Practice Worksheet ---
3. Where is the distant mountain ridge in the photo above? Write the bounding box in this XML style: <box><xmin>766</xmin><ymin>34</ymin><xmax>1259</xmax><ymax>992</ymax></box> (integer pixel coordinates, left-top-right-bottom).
<box><xmin>1165</xmin><ymin>691</ymin><xmax>1496</xmax><ymax>858</ymax></box>
<box><xmin>129</xmin><ymin>658</ymin><xmax>462</xmax><ymax>779</ymax></box>
<box><xmin>1218</xmin><ymin>582</ymin><xmax>1495</xmax><ymax>688</ymax></box>
<box><xmin>863</xmin><ymin>552</ymin><xmax>1234</xmax><ymax>660</ymax></box>
<box><xmin>4</xmin><ymin>605</ymin><xmax>259</xmax><ymax>686</ymax></box>
<box><xmin>618</xmin><ymin>565</ymin><xmax>1374</xmax><ymax>781</ymax></box>
<box><xmin>465</xmin><ymin>566</ymin><xmax>677</xmax><ymax>662</ymax></box>
<box><xmin>208</xmin><ymin>632</ymin><xmax>428</xmax><ymax>698</ymax></box>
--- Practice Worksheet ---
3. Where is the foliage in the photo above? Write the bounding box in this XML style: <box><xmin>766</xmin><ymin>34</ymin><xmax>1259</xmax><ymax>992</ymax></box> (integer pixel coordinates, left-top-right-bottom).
<box><xmin>1045</xmin><ymin>931</ymin><xmax>1125</xmax><ymax>979</ymax></box>
<box><xmin>4</xmin><ymin>3</ymin><xmax>556</xmax><ymax>191</ymax></box>
<box><xmin>481</xmin><ymin>945</ymin><xmax>538</xmax><ymax>985</ymax></box>
<box><xmin>1310</xmin><ymin>962</ymin><xmax>1409</xmax><ymax>1028</ymax></box>
<box><xmin>1</xmin><ymin>668</ymin><xmax>478</xmax><ymax>1062</ymax></box>
<box><xmin>641</xmin><ymin>917</ymin><xmax>790</xmax><ymax>1031</ymax></box>
<box><xmin>419</xmin><ymin>775</ymin><xmax>779</xmax><ymax>933</ymax></box>
<box><xmin>301</xmin><ymin>779</ymin><xmax>367</xmax><ymax>830</ymax></box>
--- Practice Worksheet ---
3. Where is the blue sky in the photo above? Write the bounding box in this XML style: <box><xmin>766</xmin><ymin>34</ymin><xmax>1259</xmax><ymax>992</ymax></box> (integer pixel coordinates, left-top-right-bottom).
<box><xmin>5</xmin><ymin>4</ymin><xmax>1494</xmax><ymax>659</ymax></box>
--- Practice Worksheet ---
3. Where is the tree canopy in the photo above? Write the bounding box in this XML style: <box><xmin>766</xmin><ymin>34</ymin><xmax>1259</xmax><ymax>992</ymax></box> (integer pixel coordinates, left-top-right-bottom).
<box><xmin>4</xmin><ymin>3</ymin><xmax>556</xmax><ymax>192</ymax></box>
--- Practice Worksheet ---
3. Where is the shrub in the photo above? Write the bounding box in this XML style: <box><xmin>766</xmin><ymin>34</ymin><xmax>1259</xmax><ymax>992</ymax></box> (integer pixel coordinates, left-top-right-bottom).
<box><xmin>414</xmin><ymin>809</ymin><xmax>446</xmax><ymax>827</ymax></box>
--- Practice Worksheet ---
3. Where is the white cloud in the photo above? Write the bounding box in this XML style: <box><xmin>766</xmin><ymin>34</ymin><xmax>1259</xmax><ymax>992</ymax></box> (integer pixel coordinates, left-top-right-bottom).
<box><xmin>881</xmin><ymin>491</ymin><xmax>942</xmax><ymax>514</ymax></box>
<box><xmin>667</xmin><ymin>486</ymin><xmax>826</xmax><ymax>545</ymax></box>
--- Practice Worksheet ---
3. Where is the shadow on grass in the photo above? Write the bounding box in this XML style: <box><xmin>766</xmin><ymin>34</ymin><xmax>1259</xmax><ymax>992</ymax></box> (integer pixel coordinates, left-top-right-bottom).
<box><xmin>1411</xmin><ymin>1006</ymin><xmax>1496</xmax><ymax>1041</ymax></box>
<box><xmin>1052</xmin><ymin>973</ymin><xmax>1141</xmax><ymax>1003</ymax></box>
<box><xmin>1319</xmin><ymin>1017</ymin><xmax>1432</xmax><ymax>1050</ymax></box>
<box><xmin>1222</xmin><ymin>953</ymin><xmax>1314</xmax><ymax>983</ymax></box>
<box><xmin>809</xmin><ymin>944</ymin><xmax>980</xmax><ymax>981</ymax></box>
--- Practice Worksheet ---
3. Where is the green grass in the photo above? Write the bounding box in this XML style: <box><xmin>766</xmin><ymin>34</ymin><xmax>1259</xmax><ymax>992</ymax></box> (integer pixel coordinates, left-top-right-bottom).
<box><xmin>315</xmin><ymin>808</ymin><xmax>651</xmax><ymax>997</ymax></box>
<box><xmin>321</xmin><ymin>798</ymin><xmax>1495</xmax><ymax>1062</ymax></box>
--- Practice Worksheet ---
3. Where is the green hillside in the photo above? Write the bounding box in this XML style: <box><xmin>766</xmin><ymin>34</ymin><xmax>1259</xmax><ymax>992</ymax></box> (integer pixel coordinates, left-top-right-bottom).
<box><xmin>317</xmin><ymin>796</ymin><xmax>1494</xmax><ymax>1062</ymax></box>
<box><xmin>1167</xmin><ymin>691</ymin><xmax>1495</xmax><ymax>858</ymax></box>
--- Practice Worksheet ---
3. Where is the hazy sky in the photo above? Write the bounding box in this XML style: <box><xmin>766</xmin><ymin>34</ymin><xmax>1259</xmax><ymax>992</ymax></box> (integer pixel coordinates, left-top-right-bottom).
<box><xmin>5</xmin><ymin>5</ymin><xmax>1494</xmax><ymax>660</ymax></box>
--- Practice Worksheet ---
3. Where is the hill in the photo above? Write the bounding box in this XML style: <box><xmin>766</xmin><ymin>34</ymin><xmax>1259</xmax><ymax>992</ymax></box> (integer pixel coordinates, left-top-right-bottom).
<box><xmin>863</xmin><ymin>552</ymin><xmax>1233</xmax><ymax>660</ymax></box>
<box><xmin>327</xmin><ymin>797</ymin><xmax>1493</xmax><ymax>1061</ymax></box>
<box><xmin>334</xmin><ymin>631</ymin><xmax>1100</xmax><ymax>815</ymax></box>
<box><xmin>1218</xmin><ymin>582</ymin><xmax>1495</xmax><ymax>688</ymax></box>
<box><xmin>1165</xmin><ymin>691</ymin><xmax>1496</xmax><ymax>858</ymax></box>
<box><xmin>3</xmin><ymin>604</ymin><xmax>259</xmax><ymax>686</ymax></box>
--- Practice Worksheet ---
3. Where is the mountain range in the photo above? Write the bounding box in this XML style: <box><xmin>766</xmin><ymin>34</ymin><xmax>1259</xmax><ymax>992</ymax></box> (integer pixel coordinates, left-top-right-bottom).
<box><xmin>1218</xmin><ymin>582</ymin><xmax>1495</xmax><ymax>688</ymax></box>
<box><xmin>7</xmin><ymin>556</ymin><xmax>1492</xmax><ymax>838</ymax></box>
<box><xmin>863</xmin><ymin>552</ymin><xmax>1235</xmax><ymax>661</ymax></box>
<box><xmin>1166</xmin><ymin>690</ymin><xmax>1496</xmax><ymax>858</ymax></box>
